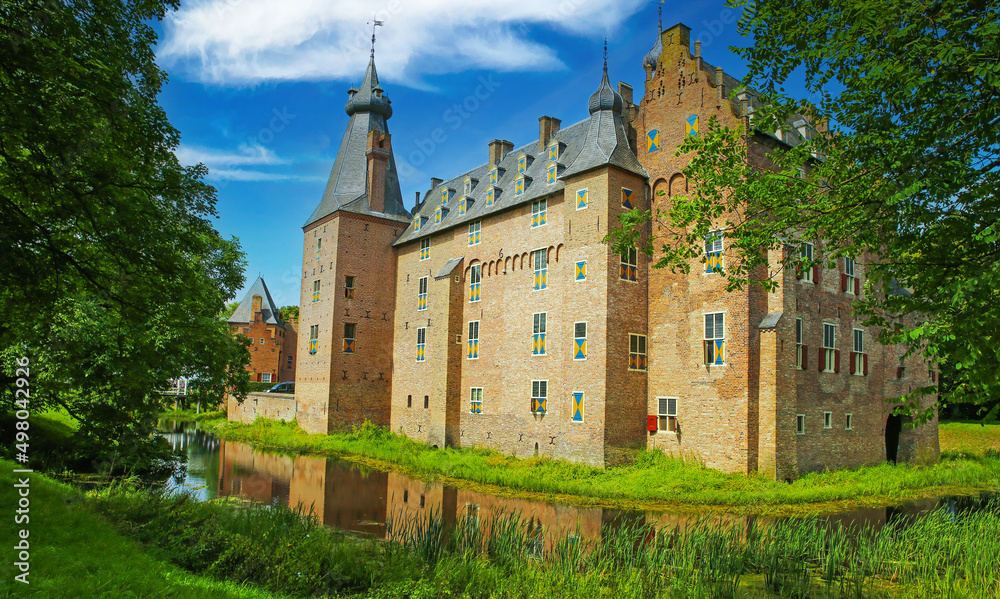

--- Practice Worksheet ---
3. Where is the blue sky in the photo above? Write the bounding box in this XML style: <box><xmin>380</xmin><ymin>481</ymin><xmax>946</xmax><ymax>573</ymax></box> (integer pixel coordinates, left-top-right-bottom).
<box><xmin>154</xmin><ymin>1</ymin><xmax>758</xmax><ymax>308</ymax></box>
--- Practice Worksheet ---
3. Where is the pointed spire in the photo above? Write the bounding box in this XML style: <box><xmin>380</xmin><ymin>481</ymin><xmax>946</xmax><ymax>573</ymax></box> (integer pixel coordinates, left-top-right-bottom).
<box><xmin>658</xmin><ymin>0</ymin><xmax>663</xmax><ymax>32</ymax></box>
<box><xmin>346</xmin><ymin>55</ymin><xmax>391</xmax><ymax>119</ymax></box>
<box><xmin>603</xmin><ymin>37</ymin><xmax>608</xmax><ymax>72</ymax></box>
<box><xmin>589</xmin><ymin>41</ymin><xmax>623</xmax><ymax>115</ymax></box>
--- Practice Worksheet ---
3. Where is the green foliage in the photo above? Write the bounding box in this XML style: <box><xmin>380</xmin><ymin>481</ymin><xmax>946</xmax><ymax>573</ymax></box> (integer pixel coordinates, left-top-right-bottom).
<box><xmin>84</xmin><ymin>467</ymin><xmax>1000</xmax><ymax>599</ymax></box>
<box><xmin>277</xmin><ymin>305</ymin><xmax>299</xmax><ymax>321</ymax></box>
<box><xmin>612</xmin><ymin>0</ymin><xmax>1000</xmax><ymax>423</ymax></box>
<box><xmin>0</xmin><ymin>0</ymin><xmax>250</xmax><ymax>469</ymax></box>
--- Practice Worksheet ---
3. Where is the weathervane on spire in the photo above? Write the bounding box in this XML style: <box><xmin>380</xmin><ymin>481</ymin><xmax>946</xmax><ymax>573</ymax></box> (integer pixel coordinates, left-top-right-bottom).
<box><xmin>658</xmin><ymin>0</ymin><xmax>664</xmax><ymax>32</ymax></box>
<box><xmin>603</xmin><ymin>37</ymin><xmax>608</xmax><ymax>72</ymax></box>
<box><xmin>368</xmin><ymin>16</ymin><xmax>384</xmax><ymax>58</ymax></box>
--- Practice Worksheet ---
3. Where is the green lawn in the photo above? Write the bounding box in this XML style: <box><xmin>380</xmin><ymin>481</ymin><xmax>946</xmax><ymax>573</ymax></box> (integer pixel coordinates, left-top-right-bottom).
<box><xmin>939</xmin><ymin>421</ymin><xmax>1000</xmax><ymax>456</ymax></box>
<box><xmin>189</xmin><ymin>415</ymin><xmax>1000</xmax><ymax>515</ymax></box>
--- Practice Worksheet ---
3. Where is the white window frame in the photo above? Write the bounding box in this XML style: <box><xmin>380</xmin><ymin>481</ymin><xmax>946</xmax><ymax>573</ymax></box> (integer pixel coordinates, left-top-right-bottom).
<box><xmin>468</xmin><ymin>220</ymin><xmax>481</xmax><ymax>246</ymax></box>
<box><xmin>658</xmin><ymin>397</ymin><xmax>678</xmax><ymax>434</ymax></box>
<box><xmin>470</xmin><ymin>264</ymin><xmax>481</xmax><ymax>303</ymax></box>
<box><xmin>800</xmin><ymin>243</ymin><xmax>814</xmax><ymax>282</ymax></box>
<box><xmin>262</xmin><ymin>373</ymin><xmax>272</xmax><ymax>383</ymax></box>
<box><xmin>571</xmin><ymin>391</ymin><xmax>584</xmax><ymax>423</ymax></box>
<box><xmin>823</xmin><ymin>323</ymin><xmax>837</xmax><ymax>372</ymax></box>
<box><xmin>532</xmin><ymin>248</ymin><xmax>547</xmax><ymax>291</ymax></box>
<box><xmin>704</xmin><ymin>312</ymin><xmax>725</xmax><ymax>365</ymax></box>
<box><xmin>795</xmin><ymin>318</ymin><xmax>804</xmax><ymax>369</ymax></box>
<box><xmin>531</xmin><ymin>380</ymin><xmax>548</xmax><ymax>414</ymax></box>
<box><xmin>532</xmin><ymin>312</ymin><xmax>547</xmax><ymax>356</ymax></box>
<box><xmin>705</xmin><ymin>231</ymin><xmax>723</xmax><ymax>273</ymax></box>
<box><xmin>419</xmin><ymin>238</ymin><xmax>430</xmax><ymax>261</ymax></box>
<box><xmin>418</xmin><ymin>276</ymin><xmax>428</xmax><ymax>311</ymax></box>
<box><xmin>468</xmin><ymin>320</ymin><xmax>480</xmax><ymax>360</ymax></box>
<box><xmin>628</xmin><ymin>333</ymin><xmax>647</xmax><ymax>372</ymax></box>
<box><xmin>416</xmin><ymin>327</ymin><xmax>426</xmax><ymax>362</ymax></box>
<box><xmin>844</xmin><ymin>256</ymin><xmax>856</xmax><ymax>294</ymax></box>
<box><xmin>531</xmin><ymin>198</ymin><xmax>547</xmax><ymax>228</ymax></box>
<box><xmin>470</xmin><ymin>387</ymin><xmax>483</xmax><ymax>414</ymax></box>
<box><xmin>573</xmin><ymin>321</ymin><xmax>587</xmax><ymax>361</ymax></box>
<box><xmin>620</xmin><ymin>246</ymin><xmax>638</xmax><ymax>282</ymax></box>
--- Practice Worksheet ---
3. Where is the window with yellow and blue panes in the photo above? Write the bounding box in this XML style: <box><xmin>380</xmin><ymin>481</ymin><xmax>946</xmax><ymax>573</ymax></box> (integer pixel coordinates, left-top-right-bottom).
<box><xmin>571</xmin><ymin>392</ymin><xmax>584</xmax><ymax>422</ymax></box>
<box><xmin>531</xmin><ymin>199</ymin><xmax>546</xmax><ymax>227</ymax></box>
<box><xmin>574</xmin><ymin>322</ymin><xmax>586</xmax><ymax>360</ymax></box>
<box><xmin>546</xmin><ymin>161</ymin><xmax>557</xmax><ymax>184</ymax></box>
<box><xmin>344</xmin><ymin>276</ymin><xmax>354</xmax><ymax>299</ymax></box>
<box><xmin>416</xmin><ymin>327</ymin><xmax>426</xmax><ymax>362</ymax></box>
<box><xmin>309</xmin><ymin>325</ymin><xmax>318</xmax><ymax>354</ymax></box>
<box><xmin>485</xmin><ymin>187</ymin><xmax>495</xmax><ymax>206</ymax></box>
<box><xmin>575</xmin><ymin>260</ymin><xmax>587</xmax><ymax>281</ymax></box>
<box><xmin>489</xmin><ymin>167</ymin><xmax>498</xmax><ymax>185</ymax></box>
<box><xmin>532</xmin><ymin>312</ymin><xmax>546</xmax><ymax>356</ymax></box>
<box><xmin>705</xmin><ymin>231</ymin><xmax>723</xmax><ymax>273</ymax></box>
<box><xmin>532</xmin><ymin>248</ymin><xmax>547</xmax><ymax>290</ymax></box>
<box><xmin>621</xmin><ymin>188</ymin><xmax>635</xmax><ymax>209</ymax></box>
<box><xmin>548</xmin><ymin>141</ymin><xmax>559</xmax><ymax>161</ymax></box>
<box><xmin>417</xmin><ymin>276</ymin><xmax>427</xmax><ymax>311</ymax></box>
<box><xmin>705</xmin><ymin>313</ymin><xmax>725</xmax><ymax>365</ymax></box>
<box><xmin>576</xmin><ymin>188</ymin><xmax>588</xmax><ymax>210</ymax></box>
<box><xmin>470</xmin><ymin>387</ymin><xmax>483</xmax><ymax>414</ymax></box>
<box><xmin>468</xmin><ymin>221</ymin><xmax>481</xmax><ymax>246</ymax></box>
<box><xmin>517</xmin><ymin>153</ymin><xmax>527</xmax><ymax>173</ymax></box>
<box><xmin>468</xmin><ymin>320</ymin><xmax>479</xmax><ymax>359</ymax></box>
<box><xmin>629</xmin><ymin>334</ymin><xmax>647</xmax><ymax>371</ymax></box>
<box><xmin>515</xmin><ymin>175</ymin><xmax>525</xmax><ymax>196</ymax></box>
<box><xmin>469</xmin><ymin>264</ymin><xmax>481</xmax><ymax>303</ymax></box>
<box><xmin>312</xmin><ymin>279</ymin><xmax>320</xmax><ymax>302</ymax></box>
<box><xmin>419</xmin><ymin>238</ymin><xmax>430</xmax><ymax>261</ymax></box>
<box><xmin>531</xmin><ymin>380</ymin><xmax>547</xmax><ymax>414</ymax></box>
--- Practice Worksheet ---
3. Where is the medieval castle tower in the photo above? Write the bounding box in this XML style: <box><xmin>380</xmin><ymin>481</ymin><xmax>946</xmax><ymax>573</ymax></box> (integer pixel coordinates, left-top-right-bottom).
<box><xmin>231</xmin><ymin>23</ymin><xmax>940</xmax><ymax>479</ymax></box>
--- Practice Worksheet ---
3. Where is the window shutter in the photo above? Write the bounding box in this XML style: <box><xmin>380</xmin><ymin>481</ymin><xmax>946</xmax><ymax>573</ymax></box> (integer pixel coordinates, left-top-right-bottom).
<box><xmin>795</xmin><ymin>263</ymin><xmax>803</xmax><ymax>279</ymax></box>
<box><xmin>834</xmin><ymin>350</ymin><xmax>841</xmax><ymax>373</ymax></box>
<box><xmin>841</xmin><ymin>273</ymin><xmax>848</xmax><ymax>292</ymax></box>
<box><xmin>896</xmin><ymin>366</ymin><xmax>903</xmax><ymax>379</ymax></box>
<box><xmin>863</xmin><ymin>354</ymin><xmax>869</xmax><ymax>376</ymax></box>
<box><xmin>801</xmin><ymin>345</ymin><xmax>808</xmax><ymax>369</ymax></box>
<box><xmin>850</xmin><ymin>351</ymin><xmax>856</xmax><ymax>374</ymax></box>
<box><xmin>818</xmin><ymin>348</ymin><xmax>825</xmax><ymax>372</ymax></box>
<box><xmin>703</xmin><ymin>340</ymin><xmax>710</xmax><ymax>365</ymax></box>
<box><xmin>812</xmin><ymin>265</ymin><xmax>820</xmax><ymax>283</ymax></box>
<box><xmin>854</xmin><ymin>277</ymin><xmax>861</xmax><ymax>295</ymax></box>
<box><xmin>257</xmin><ymin>372</ymin><xmax>262</xmax><ymax>382</ymax></box>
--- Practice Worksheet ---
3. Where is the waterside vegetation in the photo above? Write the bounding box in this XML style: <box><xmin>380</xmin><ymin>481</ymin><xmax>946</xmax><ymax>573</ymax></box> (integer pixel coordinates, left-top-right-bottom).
<box><xmin>9</xmin><ymin>460</ymin><xmax>999</xmax><ymax>599</ymax></box>
<box><xmin>179</xmin><ymin>413</ymin><xmax>1000</xmax><ymax>515</ymax></box>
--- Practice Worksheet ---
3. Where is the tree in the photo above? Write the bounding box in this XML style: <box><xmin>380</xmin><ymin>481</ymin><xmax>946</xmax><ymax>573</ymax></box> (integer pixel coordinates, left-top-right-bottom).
<box><xmin>0</xmin><ymin>0</ymin><xmax>250</xmax><ymax>472</ymax></box>
<box><xmin>278</xmin><ymin>305</ymin><xmax>299</xmax><ymax>322</ymax></box>
<box><xmin>615</xmin><ymin>0</ymin><xmax>999</xmax><ymax>422</ymax></box>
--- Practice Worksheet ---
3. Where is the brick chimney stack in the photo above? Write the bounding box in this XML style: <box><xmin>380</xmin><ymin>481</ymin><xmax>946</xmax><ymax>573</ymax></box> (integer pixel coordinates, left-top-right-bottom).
<box><xmin>538</xmin><ymin>116</ymin><xmax>561</xmax><ymax>152</ymax></box>
<box><xmin>366</xmin><ymin>130</ymin><xmax>391</xmax><ymax>213</ymax></box>
<box><xmin>489</xmin><ymin>139</ymin><xmax>514</xmax><ymax>165</ymax></box>
<box><xmin>251</xmin><ymin>295</ymin><xmax>262</xmax><ymax>323</ymax></box>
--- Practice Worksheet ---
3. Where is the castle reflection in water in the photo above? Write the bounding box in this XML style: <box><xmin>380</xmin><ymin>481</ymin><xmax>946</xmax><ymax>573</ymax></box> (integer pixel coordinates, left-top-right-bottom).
<box><xmin>162</xmin><ymin>421</ymin><xmax>990</xmax><ymax>551</ymax></box>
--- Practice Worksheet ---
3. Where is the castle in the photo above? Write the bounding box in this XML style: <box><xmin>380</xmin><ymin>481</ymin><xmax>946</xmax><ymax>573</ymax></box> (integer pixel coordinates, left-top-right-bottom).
<box><xmin>230</xmin><ymin>23</ymin><xmax>939</xmax><ymax>479</ymax></box>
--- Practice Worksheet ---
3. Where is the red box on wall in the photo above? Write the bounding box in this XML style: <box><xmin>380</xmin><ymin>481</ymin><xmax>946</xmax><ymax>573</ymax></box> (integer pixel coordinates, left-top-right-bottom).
<box><xmin>647</xmin><ymin>415</ymin><xmax>657</xmax><ymax>432</ymax></box>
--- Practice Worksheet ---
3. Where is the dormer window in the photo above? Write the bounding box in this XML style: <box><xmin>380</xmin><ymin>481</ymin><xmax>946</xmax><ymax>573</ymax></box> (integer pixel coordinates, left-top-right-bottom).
<box><xmin>489</xmin><ymin>167</ymin><xmax>498</xmax><ymax>185</ymax></box>
<box><xmin>463</xmin><ymin>177</ymin><xmax>476</xmax><ymax>195</ymax></box>
<box><xmin>546</xmin><ymin>161</ymin><xmax>558</xmax><ymax>184</ymax></box>
<box><xmin>458</xmin><ymin>198</ymin><xmax>473</xmax><ymax>215</ymax></box>
<box><xmin>434</xmin><ymin>206</ymin><xmax>448</xmax><ymax>224</ymax></box>
<box><xmin>440</xmin><ymin>187</ymin><xmax>453</xmax><ymax>205</ymax></box>
<box><xmin>413</xmin><ymin>214</ymin><xmax>425</xmax><ymax>231</ymax></box>
<box><xmin>517</xmin><ymin>153</ymin><xmax>528</xmax><ymax>174</ymax></box>
<box><xmin>486</xmin><ymin>186</ymin><xmax>497</xmax><ymax>206</ymax></box>
<box><xmin>547</xmin><ymin>141</ymin><xmax>560</xmax><ymax>161</ymax></box>
<box><xmin>515</xmin><ymin>174</ymin><xmax>527</xmax><ymax>196</ymax></box>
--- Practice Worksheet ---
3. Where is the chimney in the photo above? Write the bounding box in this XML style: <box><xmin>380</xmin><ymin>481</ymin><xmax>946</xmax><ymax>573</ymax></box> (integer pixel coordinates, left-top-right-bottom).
<box><xmin>618</xmin><ymin>82</ymin><xmax>633</xmax><ymax>106</ymax></box>
<box><xmin>365</xmin><ymin>130</ymin><xmax>391</xmax><ymax>213</ymax></box>
<box><xmin>251</xmin><ymin>295</ymin><xmax>262</xmax><ymax>322</ymax></box>
<box><xmin>538</xmin><ymin>116</ymin><xmax>561</xmax><ymax>152</ymax></box>
<box><xmin>489</xmin><ymin>139</ymin><xmax>514</xmax><ymax>165</ymax></box>
<box><xmin>716</xmin><ymin>67</ymin><xmax>724</xmax><ymax>108</ymax></box>
<box><xmin>431</xmin><ymin>177</ymin><xmax>443</xmax><ymax>189</ymax></box>
<box><xmin>664</xmin><ymin>23</ymin><xmax>691</xmax><ymax>52</ymax></box>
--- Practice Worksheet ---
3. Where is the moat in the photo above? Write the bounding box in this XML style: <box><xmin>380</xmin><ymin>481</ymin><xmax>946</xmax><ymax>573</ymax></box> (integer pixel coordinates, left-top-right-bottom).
<box><xmin>160</xmin><ymin>420</ymin><xmax>996</xmax><ymax>547</ymax></box>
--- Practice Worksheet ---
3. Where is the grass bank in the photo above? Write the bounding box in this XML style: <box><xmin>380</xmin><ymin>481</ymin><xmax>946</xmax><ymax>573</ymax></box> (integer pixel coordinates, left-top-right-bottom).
<box><xmin>180</xmin><ymin>414</ymin><xmax>1000</xmax><ymax>515</ymax></box>
<box><xmin>73</xmin><ymin>467</ymin><xmax>1000</xmax><ymax>599</ymax></box>
<box><xmin>0</xmin><ymin>460</ymin><xmax>289</xmax><ymax>598</ymax></box>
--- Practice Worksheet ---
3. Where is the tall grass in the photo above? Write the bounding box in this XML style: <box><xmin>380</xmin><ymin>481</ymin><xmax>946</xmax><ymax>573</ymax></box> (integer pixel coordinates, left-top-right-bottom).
<box><xmin>196</xmin><ymin>416</ymin><xmax>1000</xmax><ymax>513</ymax></box>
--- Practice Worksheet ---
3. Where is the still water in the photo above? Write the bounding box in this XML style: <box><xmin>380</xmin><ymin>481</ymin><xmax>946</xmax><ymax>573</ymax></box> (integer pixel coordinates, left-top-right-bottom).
<box><xmin>160</xmin><ymin>420</ymin><xmax>995</xmax><ymax>548</ymax></box>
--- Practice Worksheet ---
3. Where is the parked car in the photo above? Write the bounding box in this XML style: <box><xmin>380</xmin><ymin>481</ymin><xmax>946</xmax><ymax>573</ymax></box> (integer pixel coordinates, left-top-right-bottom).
<box><xmin>265</xmin><ymin>382</ymin><xmax>295</xmax><ymax>394</ymax></box>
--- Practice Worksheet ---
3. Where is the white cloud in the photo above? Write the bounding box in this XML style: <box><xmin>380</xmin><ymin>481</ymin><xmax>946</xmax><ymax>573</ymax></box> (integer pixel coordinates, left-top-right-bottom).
<box><xmin>176</xmin><ymin>144</ymin><xmax>291</xmax><ymax>167</ymax></box>
<box><xmin>159</xmin><ymin>0</ymin><xmax>646</xmax><ymax>85</ymax></box>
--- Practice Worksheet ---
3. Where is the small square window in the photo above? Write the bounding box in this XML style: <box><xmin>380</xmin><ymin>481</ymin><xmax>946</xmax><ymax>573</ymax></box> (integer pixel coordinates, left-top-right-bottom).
<box><xmin>259</xmin><ymin>337</ymin><xmax>265</xmax><ymax>344</ymax></box>
<box><xmin>658</xmin><ymin>397</ymin><xmax>678</xmax><ymax>433</ymax></box>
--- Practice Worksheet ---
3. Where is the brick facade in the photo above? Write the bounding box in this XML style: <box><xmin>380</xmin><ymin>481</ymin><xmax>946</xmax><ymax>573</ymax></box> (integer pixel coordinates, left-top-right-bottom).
<box><xmin>233</xmin><ymin>23</ymin><xmax>939</xmax><ymax>478</ymax></box>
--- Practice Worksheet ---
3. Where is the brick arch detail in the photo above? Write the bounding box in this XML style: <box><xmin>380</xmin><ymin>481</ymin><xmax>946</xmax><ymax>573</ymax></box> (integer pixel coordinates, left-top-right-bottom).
<box><xmin>668</xmin><ymin>173</ymin><xmax>687</xmax><ymax>197</ymax></box>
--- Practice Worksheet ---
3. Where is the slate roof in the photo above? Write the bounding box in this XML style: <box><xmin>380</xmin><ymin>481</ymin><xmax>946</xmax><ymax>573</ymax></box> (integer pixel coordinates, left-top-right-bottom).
<box><xmin>435</xmin><ymin>257</ymin><xmax>464</xmax><ymax>279</ymax></box>
<box><xmin>227</xmin><ymin>277</ymin><xmax>285</xmax><ymax>328</ymax></box>
<box><xmin>305</xmin><ymin>57</ymin><xmax>410</xmax><ymax>227</ymax></box>
<box><xmin>394</xmin><ymin>68</ymin><xmax>648</xmax><ymax>247</ymax></box>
